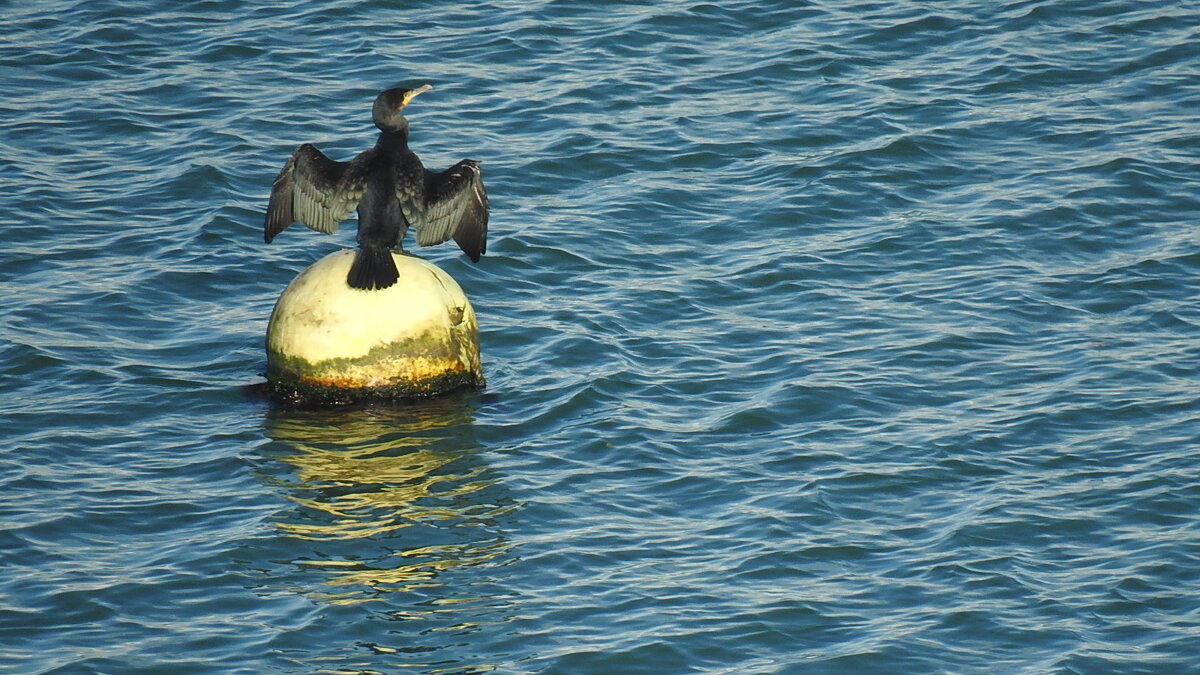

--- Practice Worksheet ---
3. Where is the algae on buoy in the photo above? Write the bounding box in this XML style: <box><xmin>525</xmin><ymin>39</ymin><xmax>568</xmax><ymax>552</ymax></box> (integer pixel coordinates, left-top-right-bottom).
<box><xmin>265</xmin><ymin>249</ymin><xmax>484</xmax><ymax>403</ymax></box>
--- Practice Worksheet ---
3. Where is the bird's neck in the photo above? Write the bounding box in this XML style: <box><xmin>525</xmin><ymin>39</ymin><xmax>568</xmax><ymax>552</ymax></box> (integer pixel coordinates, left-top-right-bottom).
<box><xmin>375</xmin><ymin>126</ymin><xmax>409</xmax><ymax>151</ymax></box>
<box><xmin>375</xmin><ymin>111</ymin><xmax>409</xmax><ymax>135</ymax></box>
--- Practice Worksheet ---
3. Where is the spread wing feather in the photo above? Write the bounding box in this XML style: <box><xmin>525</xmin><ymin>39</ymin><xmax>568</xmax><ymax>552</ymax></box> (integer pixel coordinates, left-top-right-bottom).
<box><xmin>415</xmin><ymin>160</ymin><xmax>489</xmax><ymax>262</ymax></box>
<box><xmin>264</xmin><ymin>143</ymin><xmax>369</xmax><ymax>243</ymax></box>
<box><xmin>394</xmin><ymin>161</ymin><xmax>427</xmax><ymax>235</ymax></box>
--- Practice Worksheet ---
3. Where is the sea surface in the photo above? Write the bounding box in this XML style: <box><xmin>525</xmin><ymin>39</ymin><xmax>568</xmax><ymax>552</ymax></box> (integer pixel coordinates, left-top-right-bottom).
<box><xmin>2</xmin><ymin>1</ymin><xmax>1199</xmax><ymax>672</ymax></box>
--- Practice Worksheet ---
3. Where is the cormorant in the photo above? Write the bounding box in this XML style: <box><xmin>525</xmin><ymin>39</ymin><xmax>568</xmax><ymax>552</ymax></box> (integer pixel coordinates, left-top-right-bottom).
<box><xmin>263</xmin><ymin>84</ymin><xmax>489</xmax><ymax>290</ymax></box>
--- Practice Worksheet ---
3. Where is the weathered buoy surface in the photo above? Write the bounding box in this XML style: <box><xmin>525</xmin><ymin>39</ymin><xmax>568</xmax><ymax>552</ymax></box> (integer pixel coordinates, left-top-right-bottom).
<box><xmin>266</xmin><ymin>250</ymin><xmax>484</xmax><ymax>403</ymax></box>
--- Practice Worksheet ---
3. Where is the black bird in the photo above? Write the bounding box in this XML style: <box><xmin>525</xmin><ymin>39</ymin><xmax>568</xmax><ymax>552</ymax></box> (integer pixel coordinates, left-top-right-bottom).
<box><xmin>264</xmin><ymin>84</ymin><xmax>488</xmax><ymax>290</ymax></box>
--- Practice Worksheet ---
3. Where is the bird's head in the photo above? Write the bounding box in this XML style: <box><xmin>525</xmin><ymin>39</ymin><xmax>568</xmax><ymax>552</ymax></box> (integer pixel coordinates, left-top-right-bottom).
<box><xmin>372</xmin><ymin>84</ymin><xmax>433</xmax><ymax>132</ymax></box>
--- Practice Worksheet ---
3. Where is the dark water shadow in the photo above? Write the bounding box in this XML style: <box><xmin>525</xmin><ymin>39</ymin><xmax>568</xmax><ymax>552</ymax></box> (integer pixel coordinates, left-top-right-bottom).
<box><xmin>253</xmin><ymin>393</ymin><xmax>521</xmax><ymax>671</ymax></box>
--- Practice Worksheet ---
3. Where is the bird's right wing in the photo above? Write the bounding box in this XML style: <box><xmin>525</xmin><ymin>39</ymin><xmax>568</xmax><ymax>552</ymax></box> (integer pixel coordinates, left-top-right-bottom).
<box><xmin>264</xmin><ymin>143</ymin><xmax>369</xmax><ymax>243</ymax></box>
<box><xmin>416</xmin><ymin>159</ymin><xmax>489</xmax><ymax>262</ymax></box>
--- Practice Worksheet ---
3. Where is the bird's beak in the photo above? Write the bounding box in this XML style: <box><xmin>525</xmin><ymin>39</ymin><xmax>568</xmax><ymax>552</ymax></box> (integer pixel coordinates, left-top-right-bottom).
<box><xmin>400</xmin><ymin>84</ymin><xmax>433</xmax><ymax>108</ymax></box>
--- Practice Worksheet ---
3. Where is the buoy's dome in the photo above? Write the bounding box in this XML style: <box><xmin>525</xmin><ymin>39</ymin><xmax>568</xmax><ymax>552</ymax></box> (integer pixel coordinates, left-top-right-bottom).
<box><xmin>265</xmin><ymin>250</ymin><xmax>483</xmax><ymax>403</ymax></box>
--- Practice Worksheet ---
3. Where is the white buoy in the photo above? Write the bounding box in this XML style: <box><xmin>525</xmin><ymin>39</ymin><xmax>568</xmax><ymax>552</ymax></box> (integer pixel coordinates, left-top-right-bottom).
<box><xmin>265</xmin><ymin>250</ymin><xmax>483</xmax><ymax>403</ymax></box>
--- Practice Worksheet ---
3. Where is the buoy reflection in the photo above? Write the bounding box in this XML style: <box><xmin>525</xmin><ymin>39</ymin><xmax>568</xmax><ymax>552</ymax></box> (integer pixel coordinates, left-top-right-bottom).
<box><xmin>262</xmin><ymin>404</ymin><xmax>513</xmax><ymax>606</ymax></box>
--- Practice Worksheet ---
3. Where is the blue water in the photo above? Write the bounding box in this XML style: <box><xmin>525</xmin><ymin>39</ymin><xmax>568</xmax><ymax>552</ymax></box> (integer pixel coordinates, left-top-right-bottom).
<box><xmin>3</xmin><ymin>0</ymin><xmax>1199</xmax><ymax>672</ymax></box>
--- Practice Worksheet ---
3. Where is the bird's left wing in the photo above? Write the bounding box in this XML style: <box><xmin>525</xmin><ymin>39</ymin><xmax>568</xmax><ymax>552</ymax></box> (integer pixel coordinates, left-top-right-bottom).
<box><xmin>264</xmin><ymin>144</ymin><xmax>369</xmax><ymax>243</ymax></box>
<box><xmin>415</xmin><ymin>159</ymin><xmax>489</xmax><ymax>262</ymax></box>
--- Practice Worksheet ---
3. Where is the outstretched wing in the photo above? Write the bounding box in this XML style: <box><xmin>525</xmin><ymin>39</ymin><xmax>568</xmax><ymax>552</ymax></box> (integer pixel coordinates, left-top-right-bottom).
<box><xmin>415</xmin><ymin>159</ymin><xmax>489</xmax><ymax>262</ymax></box>
<box><xmin>264</xmin><ymin>143</ymin><xmax>369</xmax><ymax>243</ymax></box>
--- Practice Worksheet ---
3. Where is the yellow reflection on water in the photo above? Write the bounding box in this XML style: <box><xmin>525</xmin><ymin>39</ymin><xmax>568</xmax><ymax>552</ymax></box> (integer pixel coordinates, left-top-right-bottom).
<box><xmin>276</xmin><ymin>445</ymin><xmax>491</xmax><ymax>541</ymax></box>
<box><xmin>262</xmin><ymin>403</ymin><xmax>512</xmax><ymax>607</ymax></box>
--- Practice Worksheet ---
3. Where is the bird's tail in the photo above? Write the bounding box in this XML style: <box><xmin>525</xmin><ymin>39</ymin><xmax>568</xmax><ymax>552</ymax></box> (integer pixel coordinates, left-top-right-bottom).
<box><xmin>347</xmin><ymin>245</ymin><xmax>399</xmax><ymax>290</ymax></box>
